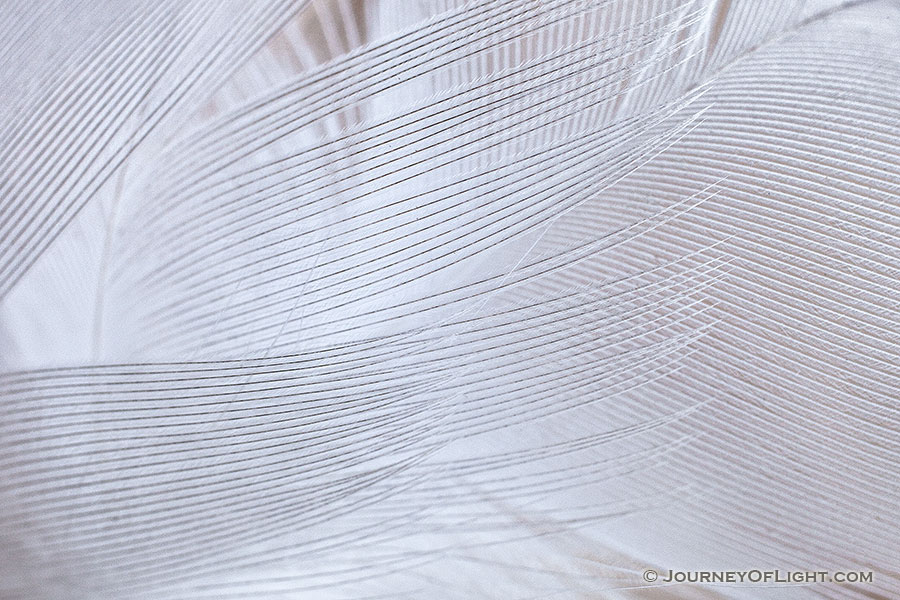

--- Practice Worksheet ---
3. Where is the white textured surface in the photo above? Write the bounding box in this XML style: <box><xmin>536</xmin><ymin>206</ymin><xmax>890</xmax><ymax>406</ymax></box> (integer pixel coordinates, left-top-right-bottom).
<box><xmin>1</xmin><ymin>1</ymin><xmax>898</xmax><ymax>598</ymax></box>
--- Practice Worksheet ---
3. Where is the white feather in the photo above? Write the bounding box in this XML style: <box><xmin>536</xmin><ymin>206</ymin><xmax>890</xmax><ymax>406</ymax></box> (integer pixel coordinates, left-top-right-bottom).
<box><xmin>1</xmin><ymin>1</ymin><xmax>898</xmax><ymax>598</ymax></box>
